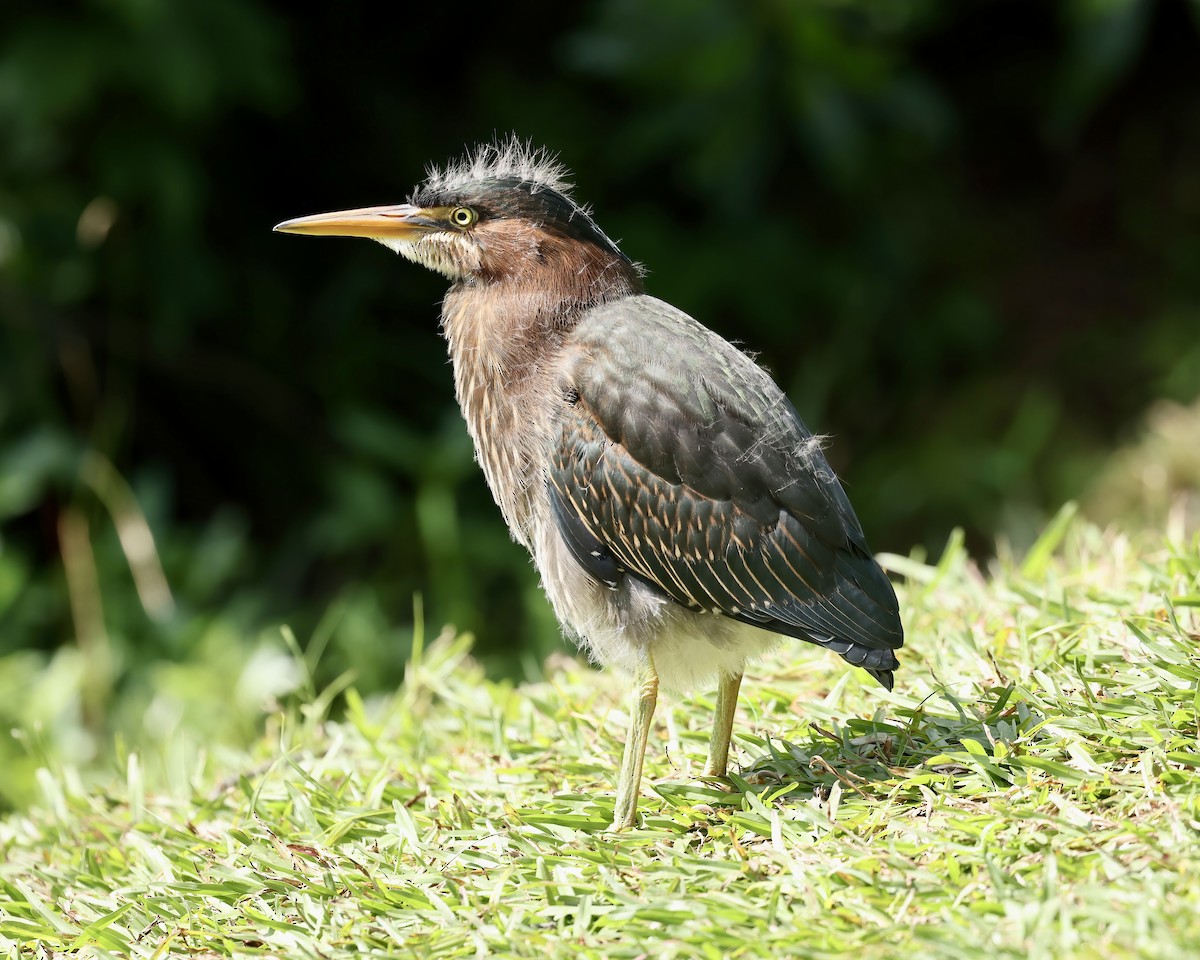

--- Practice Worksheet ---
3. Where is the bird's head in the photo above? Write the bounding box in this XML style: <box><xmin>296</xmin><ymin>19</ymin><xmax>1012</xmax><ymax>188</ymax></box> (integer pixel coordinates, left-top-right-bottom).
<box><xmin>275</xmin><ymin>138</ymin><xmax>643</xmax><ymax>297</ymax></box>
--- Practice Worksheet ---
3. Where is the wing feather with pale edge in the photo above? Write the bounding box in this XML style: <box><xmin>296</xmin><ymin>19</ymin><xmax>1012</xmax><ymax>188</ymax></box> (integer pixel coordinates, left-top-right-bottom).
<box><xmin>547</xmin><ymin>296</ymin><xmax>903</xmax><ymax>687</ymax></box>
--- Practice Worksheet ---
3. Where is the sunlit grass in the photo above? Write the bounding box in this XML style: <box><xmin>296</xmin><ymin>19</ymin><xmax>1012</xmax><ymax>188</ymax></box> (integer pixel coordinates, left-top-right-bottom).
<box><xmin>2</xmin><ymin>507</ymin><xmax>1199</xmax><ymax>958</ymax></box>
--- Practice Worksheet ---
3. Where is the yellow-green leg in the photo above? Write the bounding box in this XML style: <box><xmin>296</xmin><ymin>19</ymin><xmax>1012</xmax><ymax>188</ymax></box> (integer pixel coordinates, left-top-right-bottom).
<box><xmin>703</xmin><ymin>672</ymin><xmax>743</xmax><ymax>777</ymax></box>
<box><xmin>611</xmin><ymin>654</ymin><xmax>659</xmax><ymax>830</ymax></box>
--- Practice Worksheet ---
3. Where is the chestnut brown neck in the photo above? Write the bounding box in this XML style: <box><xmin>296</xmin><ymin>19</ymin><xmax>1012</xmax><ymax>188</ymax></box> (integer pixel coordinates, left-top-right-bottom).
<box><xmin>443</xmin><ymin>228</ymin><xmax>642</xmax><ymax>377</ymax></box>
<box><xmin>439</xmin><ymin>236</ymin><xmax>642</xmax><ymax>540</ymax></box>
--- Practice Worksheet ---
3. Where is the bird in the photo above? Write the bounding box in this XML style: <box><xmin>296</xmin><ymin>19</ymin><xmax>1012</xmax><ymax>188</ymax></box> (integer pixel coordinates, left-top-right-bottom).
<box><xmin>275</xmin><ymin>138</ymin><xmax>903</xmax><ymax>829</ymax></box>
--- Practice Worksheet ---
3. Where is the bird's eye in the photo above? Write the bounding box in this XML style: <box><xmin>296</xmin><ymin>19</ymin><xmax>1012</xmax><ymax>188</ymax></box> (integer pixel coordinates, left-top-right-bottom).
<box><xmin>449</xmin><ymin>206</ymin><xmax>477</xmax><ymax>228</ymax></box>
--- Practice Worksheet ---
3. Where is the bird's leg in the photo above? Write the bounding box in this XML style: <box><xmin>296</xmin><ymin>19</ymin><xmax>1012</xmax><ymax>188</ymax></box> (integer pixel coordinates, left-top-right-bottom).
<box><xmin>703</xmin><ymin>672</ymin><xmax>743</xmax><ymax>777</ymax></box>
<box><xmin>611</xmin><ymin>654</ymin><xmax>660</xmax><ymax>830</ymax></box>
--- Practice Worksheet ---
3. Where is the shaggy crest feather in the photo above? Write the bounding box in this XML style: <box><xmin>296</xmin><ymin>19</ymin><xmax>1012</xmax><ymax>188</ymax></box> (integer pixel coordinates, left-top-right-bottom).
<box><xmin>419</xmin><ymin>135</ymin><xmax>574</xmax><ymax>199</ymax></box>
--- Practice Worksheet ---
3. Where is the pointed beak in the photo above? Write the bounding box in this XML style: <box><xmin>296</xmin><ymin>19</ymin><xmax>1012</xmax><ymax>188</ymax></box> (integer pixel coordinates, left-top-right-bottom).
<box><xmin>273</xmin><ymin>203</ymin><xmax>438</xmax><ymax>239</ymax></box>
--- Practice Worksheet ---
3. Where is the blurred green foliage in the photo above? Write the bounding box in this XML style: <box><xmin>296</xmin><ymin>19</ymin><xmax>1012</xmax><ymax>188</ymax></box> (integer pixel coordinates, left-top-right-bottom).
<box><xmin>1</xmin><ymin>0</ymin><xmax>1199</xmax><ymax>807</ymax></box>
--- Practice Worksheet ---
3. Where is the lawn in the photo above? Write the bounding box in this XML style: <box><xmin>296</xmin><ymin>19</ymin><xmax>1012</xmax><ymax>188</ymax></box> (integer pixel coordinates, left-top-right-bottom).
<box><xmin>2</xmin><ymin>505</ymin><xmax>1199</xmax><ymax>958</ymax></box>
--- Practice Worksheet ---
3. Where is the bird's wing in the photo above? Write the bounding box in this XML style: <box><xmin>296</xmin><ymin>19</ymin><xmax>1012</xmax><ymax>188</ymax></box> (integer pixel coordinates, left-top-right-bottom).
<box><xmin>548</xmin><ymin>295</ymin><xmax>902</xmax><ymax>685</ymax></box>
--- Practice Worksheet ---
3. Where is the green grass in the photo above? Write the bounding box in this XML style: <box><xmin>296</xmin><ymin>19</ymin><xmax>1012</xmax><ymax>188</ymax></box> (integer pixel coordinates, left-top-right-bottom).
<box><xmin>2</xmin><ymin>506</ymin><xmax>1200</xmax><ymax>958</ymax></box>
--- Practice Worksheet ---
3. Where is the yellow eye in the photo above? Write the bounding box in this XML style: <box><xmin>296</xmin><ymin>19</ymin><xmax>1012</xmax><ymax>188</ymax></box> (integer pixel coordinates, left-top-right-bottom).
<box><xmin>449</xmin><ymin>206</ymin><xmax>477</xmax><ymax>228</ymax></box>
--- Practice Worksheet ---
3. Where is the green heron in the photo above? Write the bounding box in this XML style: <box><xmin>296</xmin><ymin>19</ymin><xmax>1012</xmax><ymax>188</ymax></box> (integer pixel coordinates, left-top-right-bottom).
<box><xmin>276</xmin><ymin>139</ymin><xmax>903</xmax><ymax>829</ymax></box>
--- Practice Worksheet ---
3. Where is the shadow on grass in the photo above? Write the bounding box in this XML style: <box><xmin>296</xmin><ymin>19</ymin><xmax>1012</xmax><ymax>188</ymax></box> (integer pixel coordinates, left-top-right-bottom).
<box><xmin>654</xmin><ymin>683</ymin><xmax>1040</xmax><ymax>820</ymax></box>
